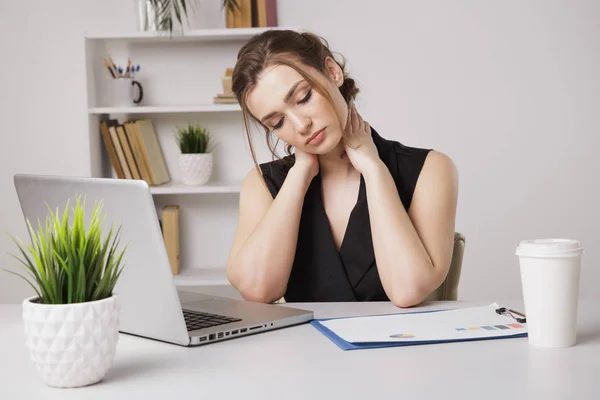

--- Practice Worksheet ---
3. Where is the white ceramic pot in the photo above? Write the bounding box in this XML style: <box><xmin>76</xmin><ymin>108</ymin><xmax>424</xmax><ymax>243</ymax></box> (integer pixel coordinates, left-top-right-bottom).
<box><xmin>178</xmin><ymin>153</ymin><xmax>213</xmax><ymax>185</ymax></box>
<box><xmin>22</xmin><ymin>294</ymin><xmax>120</xmax><ymax>388</ymax></box>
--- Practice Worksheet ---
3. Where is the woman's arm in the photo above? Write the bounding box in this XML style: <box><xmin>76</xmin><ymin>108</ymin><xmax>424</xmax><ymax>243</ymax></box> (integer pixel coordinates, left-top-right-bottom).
<box><xmin>343</xmin><ymin>103</ymin><xmax>458</xmax><ymax>307</ymax></box>
<box><xmin>363</xmin><ymin>152</ymin><xmax>458</xmax><ymax>307</ymax></box>
<box><xmin>226</xmin><ymin>164</ymin><xmax>314</xmax><ymax>303</ymax></box>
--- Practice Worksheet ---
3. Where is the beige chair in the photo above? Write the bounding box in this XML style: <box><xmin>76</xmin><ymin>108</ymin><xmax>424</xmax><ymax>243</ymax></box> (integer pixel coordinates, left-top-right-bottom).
<box><xmin>425</xmin><ymin>232</ymin><xmax>466</xmax><ymax>301</ymax></box>
<box><xmin>275</xmin><ymin>232</ymin><xmax>466</xmax><ymax>304</ymax></box>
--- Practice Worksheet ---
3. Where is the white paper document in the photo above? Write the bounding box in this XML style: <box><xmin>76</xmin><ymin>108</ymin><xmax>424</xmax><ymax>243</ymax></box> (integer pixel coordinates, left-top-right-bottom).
<box><xmin>319</xmin><ymin>303</ymin><xmax>528</xmax><ymax>343</ymax></box>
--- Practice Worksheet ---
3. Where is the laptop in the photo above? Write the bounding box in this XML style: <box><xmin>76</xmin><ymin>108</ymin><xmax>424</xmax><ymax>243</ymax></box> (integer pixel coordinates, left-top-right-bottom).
<box><xmin>13</xmin><ymin>174</ymin><xmax>313</xmax><ymax>347</ymax></box>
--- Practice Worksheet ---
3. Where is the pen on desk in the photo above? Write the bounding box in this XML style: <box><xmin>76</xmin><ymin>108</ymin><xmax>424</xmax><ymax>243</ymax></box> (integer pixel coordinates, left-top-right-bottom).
<box><xmin>495</xmin><ymin>307</ymin><xmax>526</xmax><ymax>323</ymax></box>
<box><xmin>509</xmin><ymin>308</ymin><xmax>526</xmax><ymax>318</ymax></box>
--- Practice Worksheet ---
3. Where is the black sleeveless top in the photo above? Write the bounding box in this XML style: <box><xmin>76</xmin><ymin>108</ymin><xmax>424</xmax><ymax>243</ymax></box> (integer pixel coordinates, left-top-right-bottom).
<box><xmin>259</xmin><ymin>127</ymin><xmax>432</xmax><ymax>302</ymax></box>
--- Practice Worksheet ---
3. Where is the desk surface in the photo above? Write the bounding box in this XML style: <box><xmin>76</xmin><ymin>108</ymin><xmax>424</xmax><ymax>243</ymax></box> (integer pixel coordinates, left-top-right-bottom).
<box><xmin>1</xmin><ymin>300</ymin><xmax>599</xmax><ymax>400</ymax></box>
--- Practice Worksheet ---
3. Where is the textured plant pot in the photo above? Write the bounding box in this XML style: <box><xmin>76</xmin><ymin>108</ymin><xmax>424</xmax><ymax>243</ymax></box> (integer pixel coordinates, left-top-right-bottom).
<box><xmin>179</xmin><ymin>153</ymin><xmax>213</xmax><ymax>185</ymax></box>
<box><xmin>22</xmin><ymin>295</ymin><xmax>120</xmax><ymax>388</ymax></box>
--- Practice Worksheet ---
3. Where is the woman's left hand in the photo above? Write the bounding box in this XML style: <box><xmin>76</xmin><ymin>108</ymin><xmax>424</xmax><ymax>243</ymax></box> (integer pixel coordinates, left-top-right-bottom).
<box><xmin>342</xmin><ymin>103</ymin><xmax>380</xmax><ymax>174</ymax></box>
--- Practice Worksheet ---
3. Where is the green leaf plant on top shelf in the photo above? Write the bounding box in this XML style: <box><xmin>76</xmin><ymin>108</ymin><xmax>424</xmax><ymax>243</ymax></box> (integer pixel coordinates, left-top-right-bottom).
<box><xmin>4</xmin><ymin>195</ymin><xmax>127</xmax><ymax>388</ymax></box>
<box><xmin>141</xmin><ymin>0</ymin><xmax>241</xmax><ymax>36</ymax></box>
<box><xmin>175</xmin><ymin>123</ymin><xmax>216</xmax><ymax>185</ymax></box>
<box><xmin>144</xmin><ymin>0</ymin><xmax>193</xmax><ymax>36</ymax></box>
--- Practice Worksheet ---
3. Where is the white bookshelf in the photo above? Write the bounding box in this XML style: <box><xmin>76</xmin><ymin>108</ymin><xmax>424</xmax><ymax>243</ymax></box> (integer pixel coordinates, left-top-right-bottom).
<box><xmin>84</xmin><ymin>28</ymin><xmax>285</xmax><ymax>43</ymax></box>
<box><xmin>84</xmin><ymin>26</ymin><xmax>289</xmax><ymax>288</ymax></box>
<box><xmin>89</xmin><ymin>104</ymin><xmax>241</xmax><ymax>114</ymax></box>
<box><xmin>150</xmin><ymin>181</ymin><xmax>242</xmax><ymax>195</ymax></box>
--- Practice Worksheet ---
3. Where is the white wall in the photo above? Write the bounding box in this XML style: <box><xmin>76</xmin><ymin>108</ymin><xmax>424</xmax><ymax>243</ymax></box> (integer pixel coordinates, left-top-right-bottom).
<box><xmin>1</xmin><ymin>0</ymin><xmax>598</xmax><ymax>303</ymax></box>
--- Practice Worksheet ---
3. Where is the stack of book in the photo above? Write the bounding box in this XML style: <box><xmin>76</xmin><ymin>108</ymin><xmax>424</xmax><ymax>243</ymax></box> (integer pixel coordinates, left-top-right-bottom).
<box><xmin>102</xmin><ymin>120</ymin><xmax>179</xmax><ymax>275</ymax></box>
<box><xmin>100</xmin><ymin>118</ymin><xmax>170</xmax><ymax>185</ymax></box>
<box><xmin>214</xmin><ymin>68</ymin><xmax>238</xmax><ymax>104</ymax></box>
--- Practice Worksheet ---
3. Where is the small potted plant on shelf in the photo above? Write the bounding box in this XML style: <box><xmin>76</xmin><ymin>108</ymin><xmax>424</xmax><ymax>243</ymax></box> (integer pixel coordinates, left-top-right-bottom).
<box><xmin>138</xmin><ymin>0</ymin><xmax>241</xmax><ymax>35</ymax></box>
<box><xmin>5</xmin><ymin>195</ymin><xmax>127</xmax><ymax>388</ymax></box>
<box><xmin>176</xmin><ymin>123</ymin><xmax>214</xmax><ymax>186</ymax></box>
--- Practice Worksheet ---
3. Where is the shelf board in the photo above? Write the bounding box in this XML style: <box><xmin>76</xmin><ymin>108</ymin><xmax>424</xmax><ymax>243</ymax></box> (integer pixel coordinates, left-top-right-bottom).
<box><xmin>89</xmin><ymin>104</ymin><xmax>241</xmax><ymax>114</ymax></box>
<box><xmin>85</xmin><ymin>27</ymin><xmax>298</xmax><ymax>43</ymax></box>
<box><xmin>150</xmin><ymin>181</ymin><xmax>242</xmax><ymax>195</ymax></box>
<box><xmin>172</xmin><ymin>267</ymin><xmax>229</xmax><ymax>286</ymax></box>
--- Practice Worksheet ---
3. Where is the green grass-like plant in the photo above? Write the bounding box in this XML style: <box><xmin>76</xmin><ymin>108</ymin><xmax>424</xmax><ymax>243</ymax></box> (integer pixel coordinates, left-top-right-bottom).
<box><xmin>176</xmin><ymin>124</ymin><xmax>213</xmax><ymax>154</ymax></box>
<box><xmin>4</xmin><ymin>195</ymin><xmax>127</xmax><ymax>305</ymax></box>
<box><xmin>147</xmin><ymin>1</ymin><xmax>239</xmax><ymax>36</ymax></box>
<box><xmin>147</xmin><ymin>0</ymin><xmax>191</xmax><ymax>36</ymax></box>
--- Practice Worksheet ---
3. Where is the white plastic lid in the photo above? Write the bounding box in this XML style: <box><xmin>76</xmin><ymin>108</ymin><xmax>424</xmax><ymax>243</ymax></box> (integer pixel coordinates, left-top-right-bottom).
<box><xmin>515</xmin><ymin>239</ymin><xmax>584</xmax><ymax>258</ymax></box>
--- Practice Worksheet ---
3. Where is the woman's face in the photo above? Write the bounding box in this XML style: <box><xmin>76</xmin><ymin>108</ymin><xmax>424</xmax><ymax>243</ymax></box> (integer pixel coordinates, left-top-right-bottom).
<box><xmin>246</xmin><ymin>58</ymin><xmax>349</xmax><ymax>155</ymax></box>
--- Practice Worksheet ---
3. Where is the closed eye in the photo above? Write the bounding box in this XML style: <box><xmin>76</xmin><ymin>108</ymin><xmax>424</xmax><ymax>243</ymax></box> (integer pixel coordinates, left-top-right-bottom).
<box><xmin>271</xmin><ymin>89</ymin><xmax>313</xmax><ymax>131</ymax></box>
<box><xmin>299</xmin><ymin>89</ymin><xmax>312</xmax><ymax>104</ymax></box>
<box><xmin>272</xmin><ymin>119</ymin><xmax>284</xmax><ymax>130</ymax></box>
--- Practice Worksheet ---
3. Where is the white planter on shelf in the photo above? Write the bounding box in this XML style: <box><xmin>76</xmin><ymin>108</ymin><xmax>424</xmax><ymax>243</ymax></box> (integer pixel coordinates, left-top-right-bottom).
<box><xmin>179</xmin><ymin>153</ymin><xmax>213</xmax><ymax>186</ymax></box>
<box><xmin>22</xmin><ymin>295</ymin><xmax>121</xmax><ymax>388</ymax></box>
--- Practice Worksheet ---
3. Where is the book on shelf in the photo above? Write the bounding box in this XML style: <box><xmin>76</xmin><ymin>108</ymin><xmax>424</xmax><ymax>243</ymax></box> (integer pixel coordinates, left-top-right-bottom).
<box><xmin>229</xmin><ymin>0</ymin><xmax>278</xmax><ymax>28</ymax></box>
<box><xmin>116</xmin><ymin>124</ymin><xmax>141</xmax><ymax>180</ymax></box>
<box><xmin>254</xmin><ymin>0</ymin><xmax>278</xmax><ymax>27</ymax></box>
<box><xmin>213</xmin><ymin>94</ymin><xmax>238</xmax><ymax>104</ymax></box>
<box><xmin>227</xmin><ymin>0</ymin><xmax>253</xmax><ymax>28</ymax></box>
<box><xmin>161</xmin><ymin>205</ymin><xmax>180</xmax><ymax>276</ymax></box>
<box><xmin>100</xmin><ymin>120</ymin><xmax>125</xmax><ymax>179</ymax></box>
<box><xmin>226</xmin><ymin>0</ymin><xmax>278</xmax><ymax>28</ymax></box>
<box><xmin>123</xmin><ymin>121</ymin><xmax>153</xmax><ymax>183</ymax></box>
<box><xmin>136</xmin><ymin>119</ymin><xmax>170</xmax><ymax>185</ymax></box>
<box><xmin>100</xmin><ymin>118</ymin><xmax>170</xmax><ymax>186</ymax></box>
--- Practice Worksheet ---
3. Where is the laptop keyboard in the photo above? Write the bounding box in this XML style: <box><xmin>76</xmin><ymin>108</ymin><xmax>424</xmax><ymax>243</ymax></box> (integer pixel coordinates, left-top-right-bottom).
<box><xmin>183</xmin><ymin>310</ymin><xmax>242</xmax><ymax>332</ymax></box>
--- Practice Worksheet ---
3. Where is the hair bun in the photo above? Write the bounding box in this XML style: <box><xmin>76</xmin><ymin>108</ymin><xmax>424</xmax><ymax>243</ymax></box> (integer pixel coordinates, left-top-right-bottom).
<box><xmin>340</xmin><ymin>76</ymin><xmax>359</xmax><ymax>103</ymax></box>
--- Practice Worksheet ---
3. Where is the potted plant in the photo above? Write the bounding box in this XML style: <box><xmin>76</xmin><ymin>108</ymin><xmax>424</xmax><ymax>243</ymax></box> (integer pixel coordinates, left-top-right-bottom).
<box><xmin>176</xmin><ymin>123</ymin><xmax>214</xmax><ymax>185</ymax></box>
<box><xmin>137</xmin><ymin>0</ymin><xmax>240</xmax><ymax>35</ymax></box>
<box><xmin>5</xmin><ymin>195</ymin><xmax>127</xmax><ymax>388</ymax></box>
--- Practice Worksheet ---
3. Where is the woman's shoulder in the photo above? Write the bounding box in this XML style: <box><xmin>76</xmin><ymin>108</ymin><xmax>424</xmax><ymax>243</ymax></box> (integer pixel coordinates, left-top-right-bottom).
<box><xmin>382</xmin><ymin>136</ymin><xmax>455</xmax><ymax>178</ymax></box>
<box><xmin>258</xmin><ymin>154</ymin><xmax>296</xmax><ymax>198</ymax></box>
<box><xmin>259</xmin><ymin>154</ymin><xmax>295</xmax><ymax>177</ymax></box>
<box><xmin>372</xmin><ymin>127</ymin><xmax>454</xmax><ymax>209</ymax></box>
<box><xmin>372</xmin><ymin>128</ymin><xmax>432</xmax><ymax>172</ymax></box>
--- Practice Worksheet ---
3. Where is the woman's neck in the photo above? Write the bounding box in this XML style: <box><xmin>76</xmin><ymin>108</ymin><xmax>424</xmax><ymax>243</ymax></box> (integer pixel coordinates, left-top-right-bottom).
<box><xmin>317</xmin><ymin>140</ymin><xmax>356</xmax><ymax>179</ymax></box>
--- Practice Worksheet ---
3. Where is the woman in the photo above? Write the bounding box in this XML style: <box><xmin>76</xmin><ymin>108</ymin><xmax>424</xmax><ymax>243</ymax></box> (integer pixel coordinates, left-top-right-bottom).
<box><xmin>226</xmin><ymin>30</ymin><xmax>459</xmax><ymax>307</ymax></box>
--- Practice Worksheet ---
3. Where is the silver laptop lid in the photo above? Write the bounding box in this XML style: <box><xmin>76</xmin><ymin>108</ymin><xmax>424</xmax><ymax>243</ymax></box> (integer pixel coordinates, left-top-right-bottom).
<box><xmin>13</xmin><ymin>174</ymin><xmax>190</xmax><ymax>346</ymax></box>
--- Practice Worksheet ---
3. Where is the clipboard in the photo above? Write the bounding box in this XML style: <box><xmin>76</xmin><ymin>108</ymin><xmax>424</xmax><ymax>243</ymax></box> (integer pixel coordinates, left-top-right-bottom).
<box><xmin>310</xmin><ymin>303</ymin><xmax>528</xmax><ymax>351</ymax></box>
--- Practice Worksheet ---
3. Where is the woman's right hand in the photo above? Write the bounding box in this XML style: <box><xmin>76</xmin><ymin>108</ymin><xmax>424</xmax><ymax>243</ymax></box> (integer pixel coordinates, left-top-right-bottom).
<box><xmin>293</xmin><ymin>147</ymin><xmax>319</xmax><ymax>181</ymax></box>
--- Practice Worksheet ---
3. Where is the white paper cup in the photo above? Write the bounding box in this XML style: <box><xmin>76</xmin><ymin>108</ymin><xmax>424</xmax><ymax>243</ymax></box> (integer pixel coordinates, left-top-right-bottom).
<box><xmin>516</xmin><ymin>239</ymin><xmax>584</xmax><ymax>348</ymax></box>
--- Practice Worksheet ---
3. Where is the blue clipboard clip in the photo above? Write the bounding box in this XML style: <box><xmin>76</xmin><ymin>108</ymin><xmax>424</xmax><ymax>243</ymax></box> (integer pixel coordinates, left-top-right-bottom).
<box><xmin>495</xmin><ymin>307</ymin><xmax>527</xmax><ymax>323</ymax></box>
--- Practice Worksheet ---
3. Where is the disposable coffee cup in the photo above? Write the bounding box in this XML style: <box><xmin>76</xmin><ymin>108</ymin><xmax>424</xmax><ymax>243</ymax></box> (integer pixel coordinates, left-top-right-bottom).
<box><xmin>516</xmin><ymin>239</ymin><xmax>584</xmax><ymax>348</ymax></box>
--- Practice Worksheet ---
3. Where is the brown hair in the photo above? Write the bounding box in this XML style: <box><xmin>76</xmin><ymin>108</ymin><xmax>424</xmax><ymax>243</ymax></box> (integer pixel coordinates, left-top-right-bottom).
<box><xmin>231</xmin><ymin>29</ymin><xmax>359</xmax><ymax>173</ymax></box>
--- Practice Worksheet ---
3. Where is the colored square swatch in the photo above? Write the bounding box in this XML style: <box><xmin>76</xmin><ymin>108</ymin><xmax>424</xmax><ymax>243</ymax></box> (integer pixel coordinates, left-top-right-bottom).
<box><xmin>389</xmin><ymin>334</ymin><xmax>415</xmax><ymax>338</ymax></box>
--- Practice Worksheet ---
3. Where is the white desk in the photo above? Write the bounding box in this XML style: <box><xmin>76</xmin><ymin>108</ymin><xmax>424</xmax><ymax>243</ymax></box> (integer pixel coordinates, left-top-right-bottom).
<box><xmin>1</xmin><ymin>300</ymin><xmax>599</xmax><ymax>400</ymax></box>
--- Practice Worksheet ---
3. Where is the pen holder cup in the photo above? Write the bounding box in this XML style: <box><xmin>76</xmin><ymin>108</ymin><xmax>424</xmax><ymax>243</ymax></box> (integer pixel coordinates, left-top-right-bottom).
<box><xmin>109</xmin><ymin>78</ymin><xmax>143</xmax><ymax>107</ymax></box>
